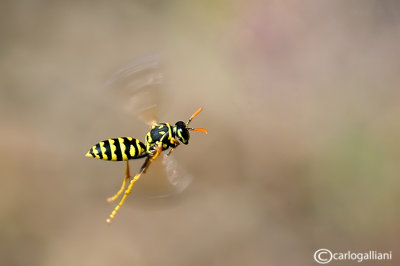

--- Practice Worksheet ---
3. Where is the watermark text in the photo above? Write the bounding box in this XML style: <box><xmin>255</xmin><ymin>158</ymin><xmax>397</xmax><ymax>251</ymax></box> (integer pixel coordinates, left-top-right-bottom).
<box><xmin>314</xmin><ymin>249</ymin><xmax>392</xmax><ymax>264</ymax></box>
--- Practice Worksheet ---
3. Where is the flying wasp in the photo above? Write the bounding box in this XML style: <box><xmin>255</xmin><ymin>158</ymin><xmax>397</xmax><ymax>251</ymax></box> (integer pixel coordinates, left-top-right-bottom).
<box><xmin>86</xmin><ymin>107</ymin><xmax>207</xmax><ymax>223</ymax></box>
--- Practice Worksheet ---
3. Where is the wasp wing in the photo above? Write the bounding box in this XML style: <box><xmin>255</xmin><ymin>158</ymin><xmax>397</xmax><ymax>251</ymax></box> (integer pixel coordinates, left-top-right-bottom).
<box><xmin>133</xmin><ymin>153</ymin><xmax>193</xmax><ymax>198</ymax></box>
<box><xmin>106</xmin><ymin>54</ymin><xmax>163</xmax><ymax>126</ymax></box>
<box><xmin>162</xmin><ymin>153</ymin><xmax>193</xmax><ymax>194</ymax></box>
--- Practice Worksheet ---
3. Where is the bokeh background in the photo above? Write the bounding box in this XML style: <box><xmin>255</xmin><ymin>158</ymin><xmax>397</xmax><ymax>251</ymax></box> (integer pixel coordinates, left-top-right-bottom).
<box><xmin>1</xmin><ymin>1</ymin><xmax>400</xmax><ymax>265</ymax></box>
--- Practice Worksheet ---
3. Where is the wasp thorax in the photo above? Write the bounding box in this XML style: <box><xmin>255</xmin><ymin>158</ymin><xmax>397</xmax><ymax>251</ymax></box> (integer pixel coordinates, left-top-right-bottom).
<box><xmin>175</xmin><ymin>121</ymin><xmax>190</xmax><ymax>144</ymax></box>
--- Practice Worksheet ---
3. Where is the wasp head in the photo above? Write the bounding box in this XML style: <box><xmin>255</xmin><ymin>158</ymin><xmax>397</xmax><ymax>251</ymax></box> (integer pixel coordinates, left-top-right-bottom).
<box><xmin>173</xmin><ymin>108</ymin><xmax>208</xmax><ymax>145</ymax></box>
<box><xmin>174</xmin><ymin>121</ymin><xmax>190</xmax><ymax>144</ymax></box>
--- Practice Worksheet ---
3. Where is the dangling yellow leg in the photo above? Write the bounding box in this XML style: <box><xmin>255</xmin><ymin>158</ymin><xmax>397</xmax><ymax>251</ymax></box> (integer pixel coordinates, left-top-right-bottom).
<box><xmin>106</xmin><ymin>170</ymin><xmax>143</xmax><ymax>224</ymax></box>
<box><xmin>106</xmin><ymin>148</ymin><xmax>162</xmax><ymax>224</ymax></box>
<box><xmin>106</xmin><ymin>161</ymin><xmax>130</xmax><ymax>203</ymax></box>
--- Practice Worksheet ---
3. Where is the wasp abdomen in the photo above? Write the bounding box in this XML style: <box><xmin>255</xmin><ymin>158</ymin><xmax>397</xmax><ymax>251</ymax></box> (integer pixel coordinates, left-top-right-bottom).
<box><xmin>86</xmin><ymin>137</ymin><xmax>146</xmax><ymax>161</ymax></box>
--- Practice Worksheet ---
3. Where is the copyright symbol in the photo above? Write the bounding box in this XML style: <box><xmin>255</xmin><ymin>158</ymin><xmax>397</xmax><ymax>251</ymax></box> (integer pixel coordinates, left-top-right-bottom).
<box><xmin>314</xmin><ymin>249</ymin><xmax>333</xmax><ymax>264</ymax></box>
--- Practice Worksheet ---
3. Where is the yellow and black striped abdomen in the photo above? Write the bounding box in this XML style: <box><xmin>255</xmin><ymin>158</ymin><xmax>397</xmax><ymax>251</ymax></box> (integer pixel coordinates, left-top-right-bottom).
<box><xmin>85</xmin><ymin>137</ymin><xmax>147</xmax><ymax>161</ymax></box>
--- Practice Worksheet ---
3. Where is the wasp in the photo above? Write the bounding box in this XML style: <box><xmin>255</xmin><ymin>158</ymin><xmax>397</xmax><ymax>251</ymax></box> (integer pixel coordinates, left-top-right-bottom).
<box><xmin>86</xmin><ymin>107</ymin><xmax>207</xmax><ymax>223</ymax></box>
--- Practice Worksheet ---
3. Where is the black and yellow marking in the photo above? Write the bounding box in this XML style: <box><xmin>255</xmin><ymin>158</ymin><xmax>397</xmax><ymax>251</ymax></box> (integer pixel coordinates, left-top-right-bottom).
<box><xmin>86</xmin><ymin>137</ymin><xmax>146</xmax><ymax>161</ymax></box>
<box><xmin>145</xmin><ymin>123</ymin><xmax>174</xmax><ymax>152</ymax></box>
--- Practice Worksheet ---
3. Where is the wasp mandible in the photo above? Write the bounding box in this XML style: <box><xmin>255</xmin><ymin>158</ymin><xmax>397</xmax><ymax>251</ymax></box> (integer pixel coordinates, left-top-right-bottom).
<box><xmin>86</xmin><ymin>108</ymin><xmax>207</xmax><ymax>223</ymax></box>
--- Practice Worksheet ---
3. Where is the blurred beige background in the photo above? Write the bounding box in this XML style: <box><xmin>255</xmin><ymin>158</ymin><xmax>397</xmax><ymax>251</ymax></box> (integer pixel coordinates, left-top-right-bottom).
<box><xmin>1</xmin><ymin>1</ymin><xmax>400</xmax><ymax>265</ymax></box>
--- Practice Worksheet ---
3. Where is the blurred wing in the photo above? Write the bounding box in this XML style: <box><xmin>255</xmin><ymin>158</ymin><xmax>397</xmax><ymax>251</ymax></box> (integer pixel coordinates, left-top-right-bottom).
<box><xmin>135</xmin><ymin>153</ymin><xmax>193</xmax><ymax>198</ymax></box>
<box><xmin>106</xmin><ymin>54</ymin><xmax>164</xmax><ymax>126</ymax></box>
<box><xmin>162</xmin><ymin>153</ymin><xmax>193</xmax><ymax>194</ymax></box>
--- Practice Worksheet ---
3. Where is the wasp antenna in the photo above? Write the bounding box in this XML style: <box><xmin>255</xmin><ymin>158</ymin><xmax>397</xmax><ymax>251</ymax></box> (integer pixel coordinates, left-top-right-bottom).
<box><xmin>189</xmin><ymin>128</ymin><xmax>208</xmax><ymax>134</ymax></box>
<box><xmin>187</xmin><ymin>107</ymin><xmax>203</xmax><ymax>126</ymax></box>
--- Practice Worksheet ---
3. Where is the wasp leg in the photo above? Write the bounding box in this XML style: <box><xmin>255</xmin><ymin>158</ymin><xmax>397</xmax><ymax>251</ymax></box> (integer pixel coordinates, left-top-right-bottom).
<box><xmin>106</xmin><ymin>170</ymin><xmax>142</xmax><ymax>224</ymax></box>
<box><xmin>167</xmin><ymin>139</ymin><xmax>180</xmax><ymax>156</ymax></box>
<box><xmin>106</xmin><ymin>161</ymin><xmax>130</xmax><ymax>203</ymax></box>
<box><xmin>141</xmin><ymin>142</ymin><xmax>163</xmax><ymax>173</ymax></box>
<box><xmin>106</xmin><ymin>148</ymin><xmax>162</xmax><ymax>224</ymax></box>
